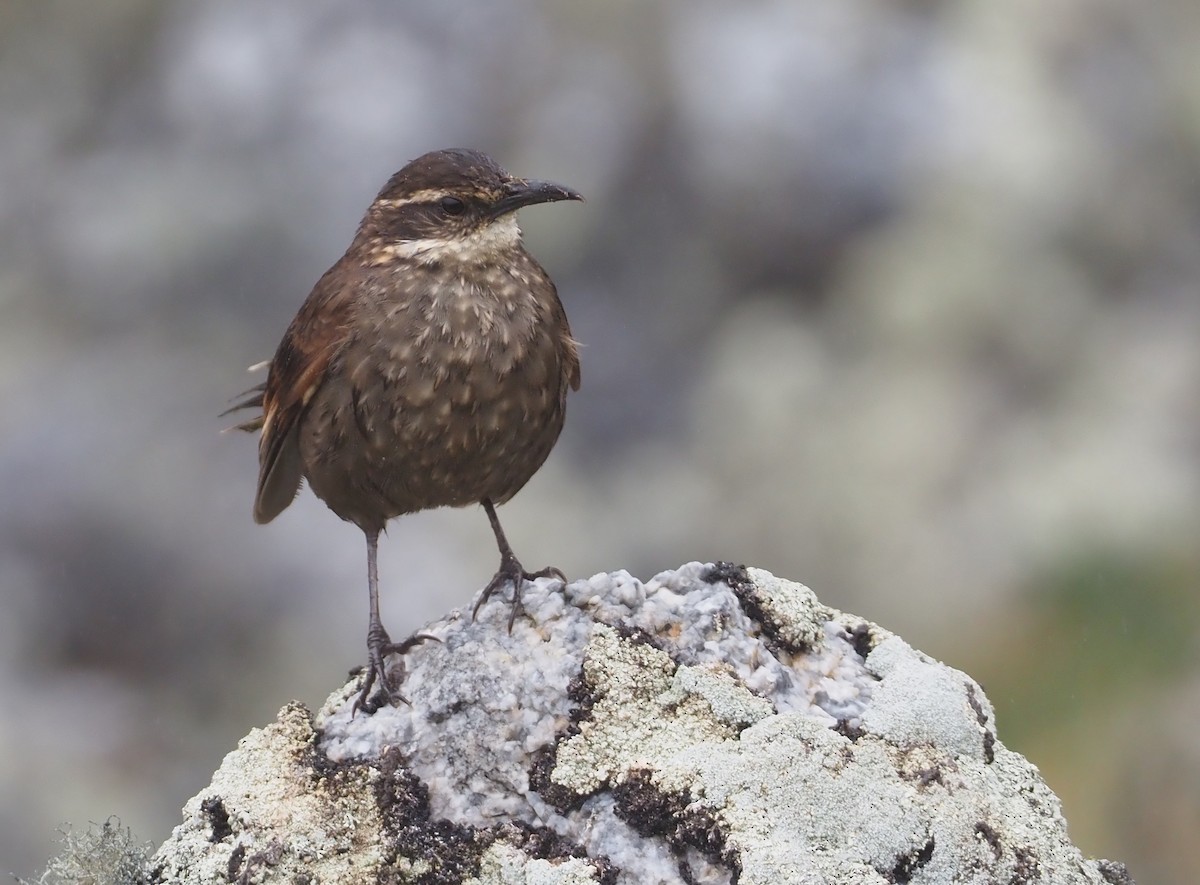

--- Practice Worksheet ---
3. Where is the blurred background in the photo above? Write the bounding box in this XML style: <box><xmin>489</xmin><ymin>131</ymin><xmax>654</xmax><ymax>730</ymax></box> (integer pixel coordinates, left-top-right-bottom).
<box><xmin>1</xmin><ymin>0</ymin><xmax>1197</xmax><ymax>881</ymax></box>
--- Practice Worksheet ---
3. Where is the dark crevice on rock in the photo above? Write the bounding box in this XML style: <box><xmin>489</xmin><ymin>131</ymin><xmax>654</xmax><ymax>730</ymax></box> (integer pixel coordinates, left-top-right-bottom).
<box><xmin>615</xmin><ymin>622</ymin><xmax>669</xmax><ymax>651</ymax></box>
<box><xmin>425</xmin><ymin>698</ymin><xmax>470</xmax><ymax>724</ymax></box>
<box><xmin>526</xmin><ymin>662</ymin><xmax>602</xmax><ymax>813</ymax></box>
<box><xmin>703</xmin><ymin>562</ymin><xmax>753</xmax><ymax>594</ymax></box>
<box><xmin>846</xmin><ymin>622</ymin><xmax>876</xmax><ymax>659</ymax></box>
<box><xmin>233</xmin><ymin>841</ymin><xmax>284</xmax><ymax>885</ymax></box>
<box><xmin>225</xmin><ymin>844</ymin><xmax>245</xmax><ymax>884</ymax></box>
<box><xmin>593</xmin><ymin>857</ymin><xmax>621</xmax><ymax>885</ymax></box>
<box><xmin>678</xmin><ymin>807</ymin><xmax>738</xmax><ymax>879</ymax></box>
<box><xmin>567</xmin><ymin>671</ymin><xmax>597</xmax><ymax>734</ymax></box>
<box><xmin>708</xmin><ymin>561</ymin><xmax>812</xmax><ymax>656</ymax></box>
<box><xmin>613</xmin><ymin>768</ymin><xmax>686</xmax><ymax>838</ymax></box>
<box><xmin>912</xmin><ymin>767</ymin><xmax>945</xmax><ymax>789</ymax></box>
<box><xmin>975</xmin><ymin>821</ymin><xmax>1002</xmax><ymax>860</ymax></box>
<box><xmin>499</xmin><ymin>821</ymin><xmax>614</xmax><ymax>882</ymax></box>
<box><xmin>981</xmin><ymin>729</ymin><xmax>997</xmax><ymax>765</ymax></box>
<box><xmin>888</xmin><ymin>836</ymin><xmax>934</xmax><ymax>884</ymax></box>
<box><xmin>965</xmin><ymin>683</ymin><xmax>996</xmax><ymax>764</ymax></box>
<box><xmin>200</xmin><ymin>797</ymin><xmax>233</xmax><ymax>843</ymax></box>
<box><xmin>613</xmin><ymin>768</ymin><xmax>741</xmax><ymax>882</ymax></box>
<box><xmin>833</xmin><ymin>719</ymin><xmax>865</xmax><ymax>742</ymax></box>
<box><xmin>1011</xmin><ymin>845</ymin><xmax>1042</xmax><ymax>884</ymax></box>
<box><xmin>528</xmin><ymin>745</ymin><xmax>589</xmax><ymax>814</ymax></box>
<box><xmin>373</xmin><ymin>746</ymin><xmax>487</xmax><ymax>885</ymax></box>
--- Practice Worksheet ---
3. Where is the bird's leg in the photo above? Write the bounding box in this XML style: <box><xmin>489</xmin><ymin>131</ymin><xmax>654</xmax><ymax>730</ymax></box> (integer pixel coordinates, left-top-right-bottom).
<box><xmin>472</xmin><ymin>498</ymin><xmax>566</xmax><ymax>631</ymax></box>
<box><xmin>353</xmin><ymin>527</ymin><xmax>437</xmax><ymax>714</ymax></box>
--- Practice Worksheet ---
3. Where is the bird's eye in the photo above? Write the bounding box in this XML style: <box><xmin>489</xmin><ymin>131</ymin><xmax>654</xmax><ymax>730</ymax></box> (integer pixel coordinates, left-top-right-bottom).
<box><xmin>440</xmin><ymin>196</ymin><xmax>466</xmax><ymax>215</ymax></box>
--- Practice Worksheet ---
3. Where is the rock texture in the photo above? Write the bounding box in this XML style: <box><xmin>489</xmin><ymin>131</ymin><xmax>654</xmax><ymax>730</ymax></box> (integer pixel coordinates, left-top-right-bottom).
<box><xmin>152</xmin><ymin>563</ymin><xmax>1133</xmax><ymax>884</ymax></box>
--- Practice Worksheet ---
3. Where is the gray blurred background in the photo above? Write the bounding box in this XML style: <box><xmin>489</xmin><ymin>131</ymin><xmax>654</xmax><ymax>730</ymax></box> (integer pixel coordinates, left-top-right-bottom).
<box><xmin>2</xmin><ymin>0</ymin><xmax>1197</xmax><ymax>882</ymax></box>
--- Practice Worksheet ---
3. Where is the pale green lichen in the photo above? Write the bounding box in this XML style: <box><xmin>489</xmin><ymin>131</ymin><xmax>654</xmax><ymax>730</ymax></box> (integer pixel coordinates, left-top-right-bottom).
<box><xmin>551</xmin><ymin>625</ymin><xmax>741</xmax><ymax>795</ymax></box>
<box><xmin>745</xmin><ymin>567</ymin><xmax>833</xmax><ymax>649</ymax></box>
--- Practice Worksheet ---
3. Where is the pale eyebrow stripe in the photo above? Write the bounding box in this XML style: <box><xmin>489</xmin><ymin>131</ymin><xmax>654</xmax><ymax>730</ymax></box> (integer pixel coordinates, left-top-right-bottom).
<box><xmin>374</xmin><ymin>189</ymin><xmax>458</xmax><ymax>208</ymax></box>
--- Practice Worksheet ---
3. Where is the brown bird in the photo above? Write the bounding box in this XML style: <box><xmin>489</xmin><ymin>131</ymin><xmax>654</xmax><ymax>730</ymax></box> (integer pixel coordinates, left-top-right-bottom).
<box><xmin>228</xmin><ymin>148</ymin><xmax>582</xmax><ymax>711</ymax></box>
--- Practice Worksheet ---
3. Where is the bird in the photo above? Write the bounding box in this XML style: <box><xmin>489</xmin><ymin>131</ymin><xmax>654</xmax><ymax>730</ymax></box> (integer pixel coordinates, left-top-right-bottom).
<box><xmin>227</xmin><ymin>148</ymin><xmax>583</xmax><ymax>712</ymax></box>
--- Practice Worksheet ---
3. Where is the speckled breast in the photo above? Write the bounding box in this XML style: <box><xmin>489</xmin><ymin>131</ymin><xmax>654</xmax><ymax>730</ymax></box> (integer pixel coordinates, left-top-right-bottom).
<box><xmin>297</xmin><ymin>265</ymin><xmax>570</xmax><ymax>528</ymax></box>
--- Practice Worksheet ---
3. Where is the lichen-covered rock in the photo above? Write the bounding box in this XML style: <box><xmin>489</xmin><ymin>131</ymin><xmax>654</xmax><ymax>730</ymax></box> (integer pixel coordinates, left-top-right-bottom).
<box><xmin>152</xmin><ymin>563</ymin><xmax>1133</xmax><ymax>884</ymax></box>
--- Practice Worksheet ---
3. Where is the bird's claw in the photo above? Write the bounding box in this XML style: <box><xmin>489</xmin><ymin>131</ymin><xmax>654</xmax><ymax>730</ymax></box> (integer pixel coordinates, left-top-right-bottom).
<box><xmin>351</xmin><ymin>629</ymin><xmax>440</xmax><ymax>715</ymax></box>
<box><xmin>531</xmin><ymin>565</ymin><xmax>567</xmax><ymax>583</ymax></box>
<box><xmin>472</xmin><ymin>554</ymin><xmax>567</xmax><ymax>632</ymax></box>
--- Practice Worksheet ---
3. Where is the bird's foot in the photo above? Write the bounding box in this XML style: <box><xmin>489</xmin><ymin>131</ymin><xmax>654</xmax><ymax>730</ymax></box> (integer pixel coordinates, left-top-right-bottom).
<box><xmin>352</xmin><ymin>626</ymin><xmax>439</xmax><ymax>715</ymax></box>
<box><xmin>472</xmin><ymin>553</ymin><xmax>566</xmax><ymax>632</ymax></box>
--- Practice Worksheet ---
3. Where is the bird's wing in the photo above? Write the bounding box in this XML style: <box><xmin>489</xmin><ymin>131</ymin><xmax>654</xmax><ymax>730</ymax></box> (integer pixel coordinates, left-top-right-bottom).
<box><xmin>253</xmin><ymin>262</ymin><xmax>356</xmax><ymax>524</ymax></box>
<box><xmin>550</xmin><ymin>281</ymin><xmax>582</xmax><ymax>392</ymax></box>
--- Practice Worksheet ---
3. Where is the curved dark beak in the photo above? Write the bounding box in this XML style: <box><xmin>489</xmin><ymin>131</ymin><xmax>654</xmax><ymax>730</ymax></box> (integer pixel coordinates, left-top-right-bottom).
<box><xmin>491</xmin><ymin>178</ymin><xmax>583</xmax><ymax>218</ymax></box>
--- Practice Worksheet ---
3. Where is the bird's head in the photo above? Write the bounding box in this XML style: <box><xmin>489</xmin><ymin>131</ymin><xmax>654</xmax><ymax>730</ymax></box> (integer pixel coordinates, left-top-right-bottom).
<box><xmin>359</xmin><ymin>148</ymin><xmax>582</xmax><ymax>264</ymax></box>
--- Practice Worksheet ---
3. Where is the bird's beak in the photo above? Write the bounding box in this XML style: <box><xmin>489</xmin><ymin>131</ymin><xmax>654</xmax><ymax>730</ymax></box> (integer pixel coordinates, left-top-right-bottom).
<box><xmin>490</xmin><ymin>178</ymin><xmax>583</xmax><ymax>218</ymax></box>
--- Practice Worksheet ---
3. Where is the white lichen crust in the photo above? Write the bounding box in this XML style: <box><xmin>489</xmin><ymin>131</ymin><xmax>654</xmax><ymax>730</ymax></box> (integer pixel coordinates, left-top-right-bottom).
<box><xmin>152</xmin><ymin>563</ymin><xmax>1133</xmax><ymax>885</ymax></box>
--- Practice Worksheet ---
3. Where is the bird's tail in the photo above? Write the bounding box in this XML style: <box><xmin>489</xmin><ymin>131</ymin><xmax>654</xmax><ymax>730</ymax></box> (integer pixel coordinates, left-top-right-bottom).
<box><xmin>220</xmin><ymin>361</ymin><xmax>269</xmax><ymax>433</ymax></box>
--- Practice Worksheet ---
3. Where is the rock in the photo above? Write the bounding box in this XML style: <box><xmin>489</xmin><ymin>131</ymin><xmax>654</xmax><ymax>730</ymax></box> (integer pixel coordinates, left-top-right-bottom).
<box><xmin>152</xmin><ymin>563</ymin><xmax>1133</xmax><ymax>884</ymax></box>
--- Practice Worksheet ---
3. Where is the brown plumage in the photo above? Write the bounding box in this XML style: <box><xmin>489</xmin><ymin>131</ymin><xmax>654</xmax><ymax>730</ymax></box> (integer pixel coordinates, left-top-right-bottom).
<box><xmin>228</xmin><ymin>149</ymin><xmax>582</xmax><ymax>711</ymax></box>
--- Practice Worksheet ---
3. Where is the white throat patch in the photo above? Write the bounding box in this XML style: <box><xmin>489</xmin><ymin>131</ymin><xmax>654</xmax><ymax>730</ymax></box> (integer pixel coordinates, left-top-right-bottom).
<box><xmin>380</xmin><ymin>215</ymin><xmax>523</xmax><ymax>265</ymax></box>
